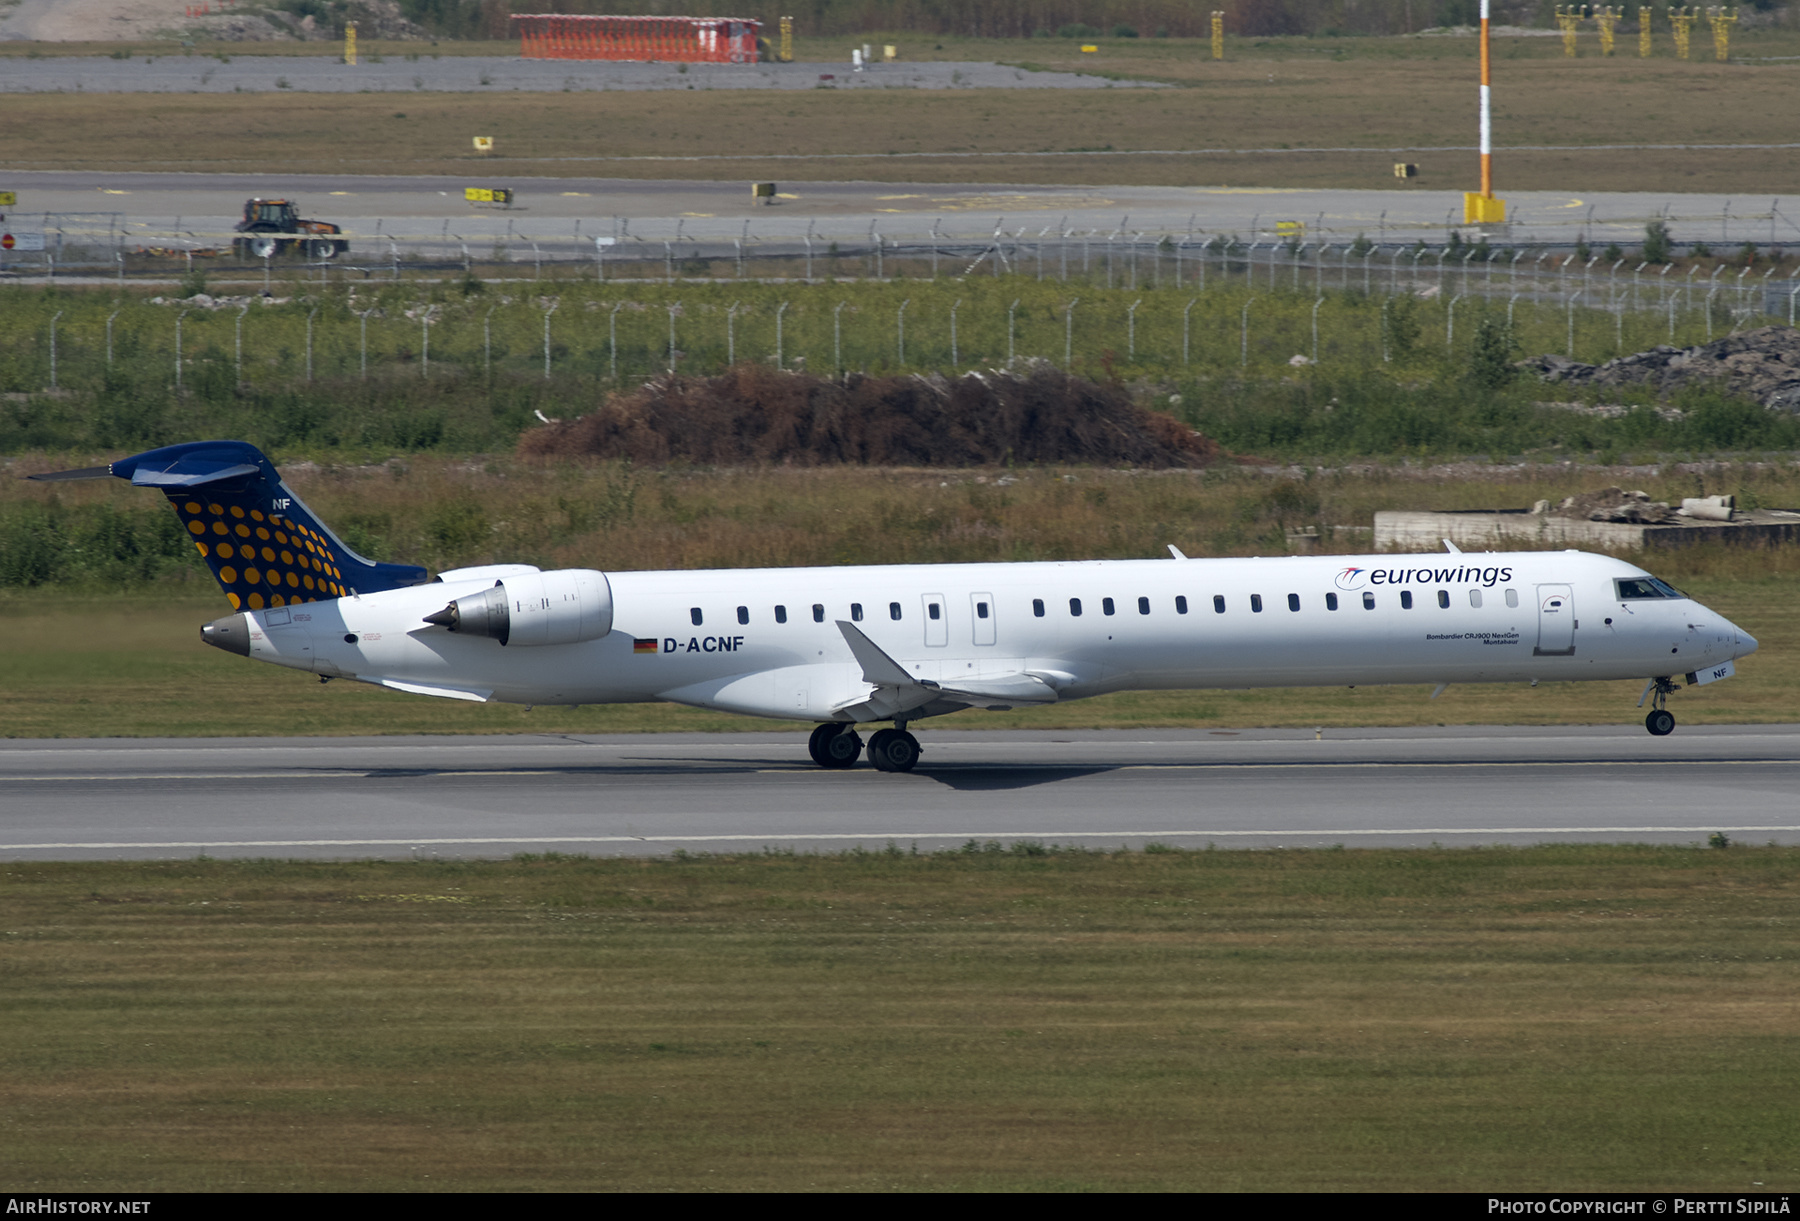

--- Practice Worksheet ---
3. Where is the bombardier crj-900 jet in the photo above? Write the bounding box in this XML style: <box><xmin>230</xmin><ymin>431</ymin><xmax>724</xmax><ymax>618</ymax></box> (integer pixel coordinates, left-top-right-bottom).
<box><xmin>34</xmin><ymin>441</ymin><xmax>1758</xmax><ymax>772</ymax></box>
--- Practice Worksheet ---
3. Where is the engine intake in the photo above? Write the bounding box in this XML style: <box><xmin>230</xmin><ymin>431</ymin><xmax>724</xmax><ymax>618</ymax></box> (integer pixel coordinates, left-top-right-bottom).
<box><xmin>423</xmin><ymin>569</ymin><xmax>613</xmax><ymax>647</ymax></box>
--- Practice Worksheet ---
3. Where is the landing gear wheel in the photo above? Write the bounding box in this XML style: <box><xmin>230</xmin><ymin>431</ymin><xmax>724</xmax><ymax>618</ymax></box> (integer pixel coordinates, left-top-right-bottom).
<box><xmin>249</xmin><ymin>235</ymin><xmax>279</xmax><ymax>259</ymax></box>
<box><xmin>308</xmin><ymin>239</ymin><xmax>338</xmax><ymax>260</ymax></box>
<box><xmin>1645</xmin><ymin>709</ymin><xmax>1676</xmax><ymax>737</ymax></box>
<box><xmin>867</xmin><ymin>728</ymin><xmax>921</xmax><ymax>773</ymax></box>
<box><xmin>808</xmin><ymin>723</ymin><xmax>862</xmax><ymax>769</ymax></box>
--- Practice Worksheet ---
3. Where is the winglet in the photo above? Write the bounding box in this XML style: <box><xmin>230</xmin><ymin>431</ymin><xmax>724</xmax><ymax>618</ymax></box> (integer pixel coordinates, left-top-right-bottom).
<box><xmin>1442</xmin><ymin>539</ymin><xmax>1463</xmax><ymax>554</ymax></box>
<box><xmin>1167</xmin><ymin>544</ymin><xmax>1189</xmax><ymax>560</ymax></box>
<box><xmin>836</xmin><ymin>621</ymin><xmax>925</xmax><ymax>688</ymax></box>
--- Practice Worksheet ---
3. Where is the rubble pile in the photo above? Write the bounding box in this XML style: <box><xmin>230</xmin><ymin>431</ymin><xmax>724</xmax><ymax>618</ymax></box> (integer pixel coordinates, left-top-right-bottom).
<box><xmin>1521</xmin><ymin>325</ymin><xmax>1800</xmax><ymax>412</ymax></box>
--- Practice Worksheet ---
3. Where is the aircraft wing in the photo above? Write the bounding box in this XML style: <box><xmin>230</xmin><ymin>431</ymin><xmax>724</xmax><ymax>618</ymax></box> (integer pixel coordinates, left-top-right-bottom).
<box><xmin>833</xmin><ymin>621</ymin><xmax>1060</xmax><ymax>721</ymax></box>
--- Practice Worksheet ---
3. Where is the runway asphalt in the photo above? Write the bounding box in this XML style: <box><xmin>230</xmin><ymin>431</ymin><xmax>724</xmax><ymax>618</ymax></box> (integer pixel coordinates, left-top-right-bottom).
<box><xmin>6</xmin><ymin>725</ymin><xmax>1798</xmax><ymax>859</ymax></box>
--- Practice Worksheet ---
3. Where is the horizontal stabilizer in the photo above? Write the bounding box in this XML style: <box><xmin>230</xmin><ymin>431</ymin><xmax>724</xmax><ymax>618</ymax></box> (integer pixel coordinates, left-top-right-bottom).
<box><xmin>129</xmin><ymin>462</ymin><xmax>259</xmax><ymax>488</ymax></box>
<box><xmin>26</xmin><ymin>465</ymin><xmax>113</xmax><ymax>483</ymax></box>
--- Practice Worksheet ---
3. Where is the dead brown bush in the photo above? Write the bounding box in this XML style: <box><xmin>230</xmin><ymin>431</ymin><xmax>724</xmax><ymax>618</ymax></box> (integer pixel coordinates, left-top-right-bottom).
<box><xmin>517</xmin><ymin>364</ymin><xmax>1224</xmax><ymax>468</ymax></box>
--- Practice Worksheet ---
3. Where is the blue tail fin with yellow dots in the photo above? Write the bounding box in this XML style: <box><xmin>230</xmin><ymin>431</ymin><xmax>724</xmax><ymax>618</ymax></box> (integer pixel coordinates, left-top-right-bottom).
<box><xmin>29</xmin><ymin>441</ymin><xmax>429</xmax><ymax>610</ymax></box>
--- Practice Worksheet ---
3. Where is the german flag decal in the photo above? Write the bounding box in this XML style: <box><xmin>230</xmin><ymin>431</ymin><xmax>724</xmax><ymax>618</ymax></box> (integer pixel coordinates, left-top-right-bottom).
<box><xmin>632</xmin><ymin>638</ymin><xmax>658</xmax><ymax>654</ymax></box>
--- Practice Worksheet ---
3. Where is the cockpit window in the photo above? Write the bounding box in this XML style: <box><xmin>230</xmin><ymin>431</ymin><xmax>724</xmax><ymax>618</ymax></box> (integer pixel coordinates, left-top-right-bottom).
<box><xmin>1615</xmin><ymin>577</ymin><xmax>1686</xmax><ymax>600</ymax></box>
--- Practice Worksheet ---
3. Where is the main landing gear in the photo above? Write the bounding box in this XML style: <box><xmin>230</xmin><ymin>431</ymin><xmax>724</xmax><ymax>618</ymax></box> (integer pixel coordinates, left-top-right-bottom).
<box><xmin>1642</xmin><ymin>676</ymin><xmax>1679</xmax><ymax>737</ymax></box>
<box><xmin>807</xmin><ymin>722</ymin><xmax>922</xmax><ymax>772</ymax></box>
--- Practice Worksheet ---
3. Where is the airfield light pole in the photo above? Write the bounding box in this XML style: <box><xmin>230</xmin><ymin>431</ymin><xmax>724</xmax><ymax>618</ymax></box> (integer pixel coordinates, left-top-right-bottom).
<box><xmin>1464</xmin><ymin>0</ymin><xmax>1507</xmax><ymax>227</ymax></box>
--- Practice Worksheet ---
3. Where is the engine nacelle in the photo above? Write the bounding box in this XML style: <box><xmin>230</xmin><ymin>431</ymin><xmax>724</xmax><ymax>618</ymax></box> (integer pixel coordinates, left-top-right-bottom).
<box><xmin>423</xmin><ymin>569</ymin><xmax>613</xmax><ymax>647</ymax></box>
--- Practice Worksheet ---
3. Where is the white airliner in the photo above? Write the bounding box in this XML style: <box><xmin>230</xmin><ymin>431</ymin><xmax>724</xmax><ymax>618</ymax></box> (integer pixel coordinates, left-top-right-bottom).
<box><xmin>34</xmin><ymin>441</ymin><xmax>1758</xmax><ymax>771</ymax></box>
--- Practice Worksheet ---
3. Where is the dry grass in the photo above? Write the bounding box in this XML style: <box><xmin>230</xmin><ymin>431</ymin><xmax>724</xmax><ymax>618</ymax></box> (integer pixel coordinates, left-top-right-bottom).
<box><xmin>4</xmin><ymin>460</ymin><xmax>1797</xmax><ymax>737</ymax></box>
<box><xmin>6</xmin><ymin>35</ymin><xmax>1800</xmax><ymax>190</ymax></box>
<box><xmin>2</xmin><ymin>847</ymin><xmax>1797</xmax><ymax>1191</ymax></box>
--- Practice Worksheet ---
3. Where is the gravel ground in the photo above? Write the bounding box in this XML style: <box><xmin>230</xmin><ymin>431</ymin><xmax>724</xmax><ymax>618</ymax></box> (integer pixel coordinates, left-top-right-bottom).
<box><xmin>0</xmin><ymin>55</ymin><xmax>1160</xmax><ymax>93</ymax></box>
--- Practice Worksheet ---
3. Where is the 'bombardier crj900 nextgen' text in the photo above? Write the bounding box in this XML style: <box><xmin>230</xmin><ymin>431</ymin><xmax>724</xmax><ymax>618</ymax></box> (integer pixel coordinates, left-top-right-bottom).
<box><xmin>34</xmin><ymin>442</ymin><xmax>1759</xmax><ymax>772</ymax></box>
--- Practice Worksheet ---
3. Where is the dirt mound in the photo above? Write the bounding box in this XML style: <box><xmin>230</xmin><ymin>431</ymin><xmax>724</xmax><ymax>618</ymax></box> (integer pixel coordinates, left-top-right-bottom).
<box><xmin>1522</xmin><ymin>325</ymin><xmax>1800</xmax><ymax>411</ymax></box>
<box><xmin>519</xmin><ymin>364</ymin><xmax>1225</xmax><ymax>468</ymax></box>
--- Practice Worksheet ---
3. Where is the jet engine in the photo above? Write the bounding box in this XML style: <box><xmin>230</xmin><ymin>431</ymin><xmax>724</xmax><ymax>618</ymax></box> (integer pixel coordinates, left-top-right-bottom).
<box><xmin>423</xmin><ymin>569</ymin><xmax>613</xmax><ymax>647</ymax></box>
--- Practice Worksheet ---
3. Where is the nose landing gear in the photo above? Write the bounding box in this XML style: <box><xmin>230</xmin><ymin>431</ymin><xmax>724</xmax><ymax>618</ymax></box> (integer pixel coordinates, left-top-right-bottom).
<box><xmin>1640</xmin><ymin>676</ymin><xmax>1679</xmax><ymax>736</ymax></box>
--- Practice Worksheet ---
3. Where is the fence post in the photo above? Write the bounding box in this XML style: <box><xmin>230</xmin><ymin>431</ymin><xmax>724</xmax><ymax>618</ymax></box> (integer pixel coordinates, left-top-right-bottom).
<box><xmin>1183</xmin><ymin>297</ymin><xmax>1197</xmax><ymax>366</ymax></box>
<box><xmin>834</xmin><ymin>300</ymin><xmax>848</xmax><ymax>374</ymax></box>
<box><xmin>896</xmin><ymin>299</ymin><xmax>909</xmax><ymax>366</ymax></box>
<box><xmin>422</xmin><ymin>308</ymin><xmax>433</xmax><ymax>378</ymax></box>
<box><xmin>176</xmin><ymin>310</ymin><xmax>187</xmax><ymax>392</ymax></box>
<box><xmin>1381</xmin><ymin>296</ymin><xmax>1393</xmax><ymax>363</ymax></box>
<box><xmin>1241</xmin><ymin>297</ymin><xmax>1254</xmax><ymax>367</ymax></box>
<box><xmin>610</xmin><ymin>302</ymin><xmax>623</xmax><ymax>384</ymax></box>
<box><xmin>1568</xmin><ymin>292</ymin><xmax>1581</xmax><ymax>355</ymax></box>
<box><xmin>106</xmin><ymin>309</ymin><xmax>120</xmax><ymax>369</ymax></box>
<box><xmin>1127</xmin><ymin>298</ymin><xmax>1142</xmax><ymax>360</ymax></box>
<box><xmin>533</xmin><ymin>243</ymin><xmax>542</xmax><ymax>281</ymax></box>
<box><xmin>480</xmin><ymin>305</ymin><xmax>493</xmax><ymax>381</ymax></box>
<box><xmin>1447</xmin><ymin>294</ymin><xmax>1464</xmax><ymax>350</ymax></box>
<box><xmin>305</xmin><ymin>307</ymin><xmax>316</xmax><ymax>383</ymax></box>
<box><xmin>235</xmin><ymin>303</ymin><xmax>247</xmax><ymax>385</ymax></box>
<box><xmin>872</xmin><ymin>223</ymin><xmax>883</xmax><ymax>279</ymax></box>
<box><xmin>545</xmin><ymin>300</ymin><xmax>559</xmax><ymax>379</ymax></box>
<box><xmin>950</xmin><ymin>298</ymin><xmax>962</xmax><ymax>367</ymax></box>
<box><xmin>1312</xmin><ymin>296</ymin><xmax>1324</xmax><ymax>363</ymax></box>
<box><xmin>930</xmin><ymin>219</ymin><xmax>941</xmax><ymax>278</ymax></box>
<box><xmin>727</xmin><ymin>301</ymin><xmax>741</xmax><ymax>365</ymax></box>
<box><xmin>666</xmin><ymin>301</ymin><xmax>679</xmax><ymax>374</ymax></box>
<box><xmin>775</xmin><ymin>301</ymin><xmax>788</xmax><ymax>369</ymax></box>
<box><xmin>1007</xmin><ymin>298</ymin><xmax>1019</xmax><ymax>364</ymax></box>
<box><xmin>804</xmin><ymin>222</ymin><xmax>815</xmax><ymax>282</ymax></box>
<box><xmin>48</xmin><ymin>311</ymin><xmax>61</xmax><ymax>391</ymax></box>
<box><xmin>1064</xmin><ymin>298</ymin><xmax>1078</xmax><ymax>366</ymax></box>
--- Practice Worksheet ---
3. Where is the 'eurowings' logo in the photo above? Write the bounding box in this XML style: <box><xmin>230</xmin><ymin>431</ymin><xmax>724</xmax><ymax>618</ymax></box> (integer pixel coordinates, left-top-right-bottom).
<box><xmin>1334</xmin><ymin>566</ymin><xmax>1368</xmax><ymax>591</ymax></box>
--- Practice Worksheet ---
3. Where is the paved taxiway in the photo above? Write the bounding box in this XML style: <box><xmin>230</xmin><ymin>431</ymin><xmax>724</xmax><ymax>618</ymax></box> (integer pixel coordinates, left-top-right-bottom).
<box><xmin>5</xmin><ymin>726</ymin><xmax>1797</xmax><ymax>859</ymax></box>
<box><xmin>6</xmin><ymin>169</ymin><xmax>1779</xmax><ymax>251</ymax></box>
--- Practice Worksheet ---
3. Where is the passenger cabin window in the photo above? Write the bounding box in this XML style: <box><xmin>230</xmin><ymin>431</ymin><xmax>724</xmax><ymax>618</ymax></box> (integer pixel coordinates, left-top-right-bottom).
<box><xmin>976</xmin><ymin>601</ymin><xmax>990</xmax><ymax>619</ymax></box>
<box><xmin>812</xmin><ymin>603</ymin><xmax>825</xmax><ymax>623</ymax></box>
<box><xmin>1033</xmin><ymin>598</ymin><xmax>1045</xmax><ymax>618</ymax></box>
<box><xmin>851</xmin><ymin>603</ymin><xmax>864</xmax><ymax>622</ymax></box>
<box><xmin>1069</xmin><ymin>598</ymin><xmax>1083</xmax><ymax>617</ymax></box>
<box><xmin>1250</xmin><ymin>594</ymin><xmax>1263</xmax><ymax>613</ymax></box>
<box><xmin>1175</xmin><ymin>596</ymin><xmax>1188</xmax><ymax>615</ymax></box>
<box><xmin>927</xmin><ymin>603</ymin><xmax>941</xmax><ymax>621</ymax></box>
<box><xmin>1469</xmin><ymin>589</ymin><xmax>1483</xmax><ymax>608</ymax></box>
<box><xmin>1213</xmin><ymin>595</ymin><xmax>1226</xmax><ymax>614</ymax></box>
<box><xmin>890</xmin><ymin>602</ymin><xmax>902</xmax><ymax>621</ymax></box>
<box><xmin>1362</xmin><ymin>592</ymin><xmax>1375</xmax><ymax>610</ymax></box>
<box><xmin>690</xmin><ymin>607</ymin><xmax>704</xmax><ymax>626</ymax></box>
<box><xmin>1437</xmin><ymin>590</ymin><xmax>1450</xmax><ymax>609</ymax></box>
<box><xmin>1287</xmin><ymin>593</ymin><xmax>1300</xmax><ymax>612</ymax></box>
<box><xmin>1400</xmin><ymin>591</ymin><xmax>1413</xmax><ymax>610</ymax></box>
<box><xmin>1326</xmin><ymin>592</ymin><xmax>1339</xmax><ymax>611</ymax></box>
<box><xmin>775</xmin><ymin>605</ymin><xmax>788</xmax><ymax>624</ymax></box>
<box><xmin>737</xmin><ymin>605</ymin><xmax>750</xmax><ymax>625</ymax></box>
<box><xmin>1138</xmin><ymin>596</ymin><xmax>1151</xmax><ymax>615</ymax></box>
<box><xmin>1505</xmin><ymin>589</ymin><xmax>1519</xmax><ymax>608</ymax></box>
<box><xmin>1103</xmin><ymin>598</ymin><xmax>1116</xmax><ymax>616</ymax></box>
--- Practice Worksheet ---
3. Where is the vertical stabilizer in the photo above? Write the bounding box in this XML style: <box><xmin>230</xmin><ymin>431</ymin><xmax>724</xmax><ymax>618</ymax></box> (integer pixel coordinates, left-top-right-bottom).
<box><xmin>29</xmin><ymin>440</ymin><xmax>428</xmax><ymax>609</ymax></box>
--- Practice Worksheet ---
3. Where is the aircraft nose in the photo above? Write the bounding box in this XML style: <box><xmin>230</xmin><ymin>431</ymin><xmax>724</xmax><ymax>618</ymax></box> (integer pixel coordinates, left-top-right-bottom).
<box><xmin>1732</xmin><ymin>622</ymin><xmax>1758</xmax><ymax>659</ymax></box>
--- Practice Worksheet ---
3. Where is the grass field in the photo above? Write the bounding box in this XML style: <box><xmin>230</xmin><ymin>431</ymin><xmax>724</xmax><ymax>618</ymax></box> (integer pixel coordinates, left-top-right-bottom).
<box><xmin>6</xmin><ymin>34</ymin><xmax>1800</xmax><ymax>190</ymax></box>
<box><xmin>3</xmin><ymin>847</ymin><xmax>1796</xmax><ymax>1191</ymax></box>
<box><xmin>5</xmin><ymin>459</ymin><xmax>1797</xmax><ymax>738</ymax></box>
